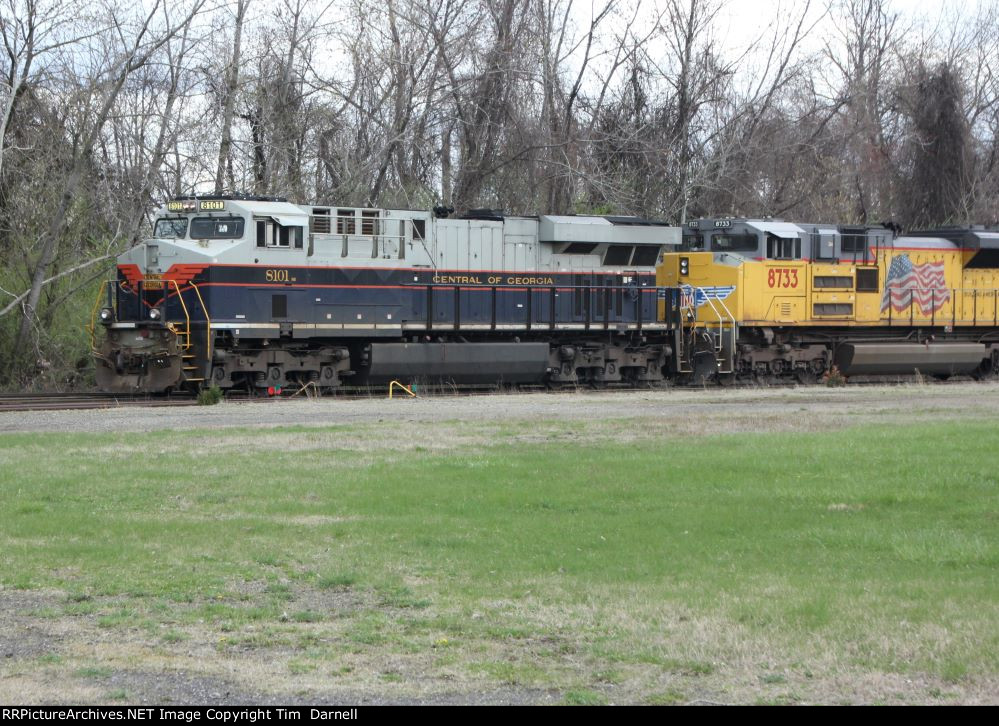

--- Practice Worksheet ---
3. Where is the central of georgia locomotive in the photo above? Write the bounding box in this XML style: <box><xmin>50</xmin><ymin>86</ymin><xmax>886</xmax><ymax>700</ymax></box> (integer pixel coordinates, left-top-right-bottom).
<box><xmin>91</xmin><ymin>197</ymin><xmax>999</xmax><ymax>392</ymax></box>
<box><xmin>92</xmin><ymin>196</ymin><xmax>680</xmax><ymax>392</ymax></box>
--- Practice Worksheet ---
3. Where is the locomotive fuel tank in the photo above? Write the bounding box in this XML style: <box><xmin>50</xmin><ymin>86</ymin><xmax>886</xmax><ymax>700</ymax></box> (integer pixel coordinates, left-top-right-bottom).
<box><xmin>363</xmin><ymin>342</ymin><xmax>551</xmax><ymax>383</ymax></box>
<box><xmin>834</xmin><ymin>343</ymin><xmax>986</xmax><ymax>376</ymax></box>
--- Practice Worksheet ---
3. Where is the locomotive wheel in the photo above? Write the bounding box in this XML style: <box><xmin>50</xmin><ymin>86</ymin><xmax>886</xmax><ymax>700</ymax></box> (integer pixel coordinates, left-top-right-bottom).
<box><xmin>795</xmin><ymin>369</ymin><xmax>818</xmax><ymax>385</ymax></box>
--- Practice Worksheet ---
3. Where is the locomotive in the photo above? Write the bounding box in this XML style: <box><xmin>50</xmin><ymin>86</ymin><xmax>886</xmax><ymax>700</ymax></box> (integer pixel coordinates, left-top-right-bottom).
<box><xmin>91</xmin><ymin>196</ymin><xmax>682</xmax><ymax>392</ymax></box>
<box><xmin>659</xmin><ymin>218</ymin><xmax>999</xmax><ymax>382</ymax></box>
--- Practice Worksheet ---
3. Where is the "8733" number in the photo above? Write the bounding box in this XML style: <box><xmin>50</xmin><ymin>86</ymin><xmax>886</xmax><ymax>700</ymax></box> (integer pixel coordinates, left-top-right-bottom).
<box><xmin>767</xmin><ymin>268</ymin><xmax>799</xmax><ymax>288</ymax></box>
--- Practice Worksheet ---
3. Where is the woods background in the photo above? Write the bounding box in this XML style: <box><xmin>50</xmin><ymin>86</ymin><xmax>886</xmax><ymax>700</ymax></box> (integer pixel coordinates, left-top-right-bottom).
<box><xmin>1</xmin><ymin>0</ymin><xmax>997</xmax><ymax>387</ymax></box>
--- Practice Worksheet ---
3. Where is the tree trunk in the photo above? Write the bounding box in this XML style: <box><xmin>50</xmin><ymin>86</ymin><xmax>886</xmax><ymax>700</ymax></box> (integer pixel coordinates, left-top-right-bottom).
<box><xmin>215</xmin><ymin>0</ymin><xmax>248</xmax><ymax>194</ymax></box>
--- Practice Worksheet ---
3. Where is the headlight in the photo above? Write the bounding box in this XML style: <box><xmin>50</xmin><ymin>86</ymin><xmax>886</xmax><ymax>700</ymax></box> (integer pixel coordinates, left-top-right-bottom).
<box><xmin>99</xmin><ymin>307</ymin><xmax>114</xmax><ymax>324</ymax></box>
<box><xmin>680</xmin><ymin>257</ymin><xmax>690</xmax><ymax>276</ymax></box>
<box><xmin>149</xmin><ymin>307</ymin><xmax>162</xmax><ymax>321</ymax></box>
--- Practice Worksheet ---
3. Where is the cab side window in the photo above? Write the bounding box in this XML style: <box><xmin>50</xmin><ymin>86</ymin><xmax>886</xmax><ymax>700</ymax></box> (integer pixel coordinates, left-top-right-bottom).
<box><xmin>766</xmin><ymin>235</ymin><xmax>801</xmax><ymax>260</ymax></box>
<box><xmin>256</xmin><ymin>218</ymin><xmax>303</xmax><ymax>249</ymax></box>
<box><xmin>681</xmin><ymin>234</ymin><xmax>703</xmax><ymax>251</ymax></box>
<box><xmin>711</xmin><ymin>233</ymin><xmax>758</xmax><ymax>252</ymax></box>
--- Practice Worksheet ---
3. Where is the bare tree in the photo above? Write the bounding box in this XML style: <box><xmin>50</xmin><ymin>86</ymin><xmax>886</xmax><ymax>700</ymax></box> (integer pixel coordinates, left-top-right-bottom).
<box><xmin>6</xmin><ymin>0</ymin><xmax>208</xmax><ymax>373</ymax></box>
<box><xmin>214</xmin><ymin>0</ymin><xmax>249</xmax><ymax>194</ymax></box>
<box><xmin>900</xmin><ymin>61</ymin><xmax>972</xmax><ymax>227</ymax></box>
<box><xmin>450</xmin><ymin>0</ymin><xmax>528</xmax><ymax>212</ymax></box>
<box><xmin>0</xmin><ymin>0</ymin><xmax>103</xmax><ymax>183</ymax></box>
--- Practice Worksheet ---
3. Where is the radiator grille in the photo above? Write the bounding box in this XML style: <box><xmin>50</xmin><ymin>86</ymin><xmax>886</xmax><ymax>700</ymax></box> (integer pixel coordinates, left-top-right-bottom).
<box><xmin>813</xmin><ymin>303</ymin><xmax>852</xmax><ymax>316</ymax></box>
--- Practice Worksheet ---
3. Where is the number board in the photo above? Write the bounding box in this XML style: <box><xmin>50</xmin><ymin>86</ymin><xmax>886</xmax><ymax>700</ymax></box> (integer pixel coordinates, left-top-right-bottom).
<box><xmin>199</xmin><ymin>200</ymin><xmax>225</xmax><ymax>211</ymax></box>
<box><xmin>166</xmin><ymin>201</ymin><xmax>186</xmax><ymax>212</ymax></box>
<box><xmin>714</xmin><ymin>220</ymin><xmax>732</xmax><ymax>228</ymax></box>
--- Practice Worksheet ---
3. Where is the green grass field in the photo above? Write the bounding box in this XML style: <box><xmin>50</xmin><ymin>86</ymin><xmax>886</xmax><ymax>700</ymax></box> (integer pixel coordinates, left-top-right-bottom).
<box><xmin>1</xmin><ymin>416</ymin><xmax>997</xmax><ymax>704</ymax></box>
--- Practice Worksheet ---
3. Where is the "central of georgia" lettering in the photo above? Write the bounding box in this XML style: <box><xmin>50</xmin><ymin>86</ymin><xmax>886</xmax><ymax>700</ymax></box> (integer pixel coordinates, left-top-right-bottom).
<box><xmin>432</xmin><ymin>274</ymin><xmax>556</xmax><ymax>285</ymax></box>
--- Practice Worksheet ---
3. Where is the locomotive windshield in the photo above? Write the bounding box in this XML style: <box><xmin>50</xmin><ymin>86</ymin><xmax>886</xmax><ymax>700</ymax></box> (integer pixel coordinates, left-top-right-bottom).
<box><xmin>191</xmin><ymin>217</ymin><xmax>245</xmax><ymax>239</ymax></box>
<box><xmin>154</xmin><ymin>218</ymin><xmax>188</xmax><ymax>238</ymax></box>
<box><xmin>681</xmin><ymin>234</ymin><xmax>704</xmax><ymax>251</ymax></box>
<box><xmin>711</xmin><ymin>233</ymin><xmax>758</xmax><ymax>252</ymax></box>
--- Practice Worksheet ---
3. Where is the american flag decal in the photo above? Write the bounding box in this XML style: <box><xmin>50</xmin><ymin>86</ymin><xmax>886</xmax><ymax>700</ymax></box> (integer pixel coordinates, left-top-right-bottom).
<box><xmin>880</xmin><ymin>254</ymin><xmax>950</xmax><ymax>315</ymax></box>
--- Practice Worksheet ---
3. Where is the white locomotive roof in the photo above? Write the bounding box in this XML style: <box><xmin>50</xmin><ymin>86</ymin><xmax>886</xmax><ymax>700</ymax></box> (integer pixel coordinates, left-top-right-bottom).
<box><xmin>539</xmin><ymin>215</ymin><xmax>680</xmax><ymax>246</ymax></box>
<box><xmin>541</xmin><ymin>215</ymin><xmax>613</xmax><ymax>226</ymax></box>
<box><xmin>269</xmin><ymin>214</ymin><xmax>309</xmax><ymax>226</ymax></box>
<box><xmin>894</xmin><ymin>236</ymin><xmax>958</xmax><ymax>249</ymax></box>
<box><xmin>157</xmin><ymin>199</ymin><xmax>309</xmax><ymax>219</ymax></box>
<box><xmin>228</xmin><ymin>200</ymin><xmax>309</xmax><ymax>218</ymax></box>
<box><xmin>746</xmin><ymin>221</ymin><xmax>806</xmax><ymax>238</ymax></box>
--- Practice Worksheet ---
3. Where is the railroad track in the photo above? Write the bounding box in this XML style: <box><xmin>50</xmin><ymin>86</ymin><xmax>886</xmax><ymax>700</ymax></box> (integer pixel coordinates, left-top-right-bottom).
<box><xmin>0</xmin><ymin>392</ymin><xmax>204</xmax><ymax>413</ymax></box>
<box><xmin>0</xmin><ymin>375</ymin><xmax>984</xmax><ymax>413</ymax></box>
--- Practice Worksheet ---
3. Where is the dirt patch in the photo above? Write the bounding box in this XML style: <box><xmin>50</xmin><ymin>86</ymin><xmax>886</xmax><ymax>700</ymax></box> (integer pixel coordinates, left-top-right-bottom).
<box><xmin>0</xmin><ymin>585</ymin><xmax>565</xmax><ymax>705</ymax></box>
<box><xmin>2</xmin><ymin>585</ymin><xmax>995</xmax><ymax>705</ymax></box>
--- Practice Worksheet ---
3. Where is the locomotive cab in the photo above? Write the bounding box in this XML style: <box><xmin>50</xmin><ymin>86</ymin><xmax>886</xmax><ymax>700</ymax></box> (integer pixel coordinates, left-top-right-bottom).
<box><xmin>659</xmin><ymin>219</ymin><xmax>891</xmax><ymax>380</ymax></box>
<box><xmin>94</xmin><ymin>195</ymin><xmax>312</xmax><ymax>392</ymax></box>
<box><xmin>660</xmin><ymin>218</ymin><xmax>889</xmax><ymax>327</ymax></box>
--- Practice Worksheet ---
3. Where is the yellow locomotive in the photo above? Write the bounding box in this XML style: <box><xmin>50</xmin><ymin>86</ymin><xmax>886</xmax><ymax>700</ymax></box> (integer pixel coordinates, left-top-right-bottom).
<box><xmin>657</xmin><ymin>219</ymin><xmax>999</xmax><ymax>381</ymax></box>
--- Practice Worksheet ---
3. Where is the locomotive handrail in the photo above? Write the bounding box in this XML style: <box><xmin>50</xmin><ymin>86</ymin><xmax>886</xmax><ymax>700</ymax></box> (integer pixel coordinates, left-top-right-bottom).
<box><xmin>166</xmin><ymin>278</ymin><xmax>192</xmax><ymax>351</ymax></box>
<box><xmin>187</xmin><ymin>283</ymin><xmax>212</xmax><ymax>362</ymax></box>
<box><xmin>87</xmin><ymin>280</ymin><xmax>111</xmax><ymax>352</ymax></box>
<box><xmin>163</xmin><ymin>279</ymin><xmax>212</xmax><ymax>363</ymax></box>
<box><xmin>678</xmin><ymin>285</ymin><xmax>737</xmax><ymax>374</ymax></box>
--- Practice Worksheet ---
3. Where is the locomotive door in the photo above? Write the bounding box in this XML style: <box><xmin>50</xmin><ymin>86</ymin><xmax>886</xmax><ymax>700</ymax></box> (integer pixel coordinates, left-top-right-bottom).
<box><xmin>814</xmin><ymin>230</ymin><xmax>836</xmax><ymax>260</ymax></box>
<box><xmin>625</xmin><ymin>270</ymin><xmax>641</xmax><ymax>323</ymax></box>
<box><xmin>574</xmin><ymin>275</ymin><xmax>591</xmax><ymax>325</ymax></box>
<box><xmin>598</xmin><ymin>274</ymin><xmax>614</xmax><ymax>325</ymax></box>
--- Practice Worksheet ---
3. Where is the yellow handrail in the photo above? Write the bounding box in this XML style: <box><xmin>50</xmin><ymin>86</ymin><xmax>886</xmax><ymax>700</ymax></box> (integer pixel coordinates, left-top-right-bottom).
<box><xmin>88</xmin><ymin>278</ymin><xmax>211</xmax><ymax>363</ymax></box>
<box><xmin>167</xmin><ymin>278</ymin><xmax>192</xmax><ymax>350</ymax></box>
<box><xmin>388</xmin><ymin>380</ymin><xmax>417</xmax><ymax>398</ymax></box>
<box><xmin>187</xmin><ymin>283</ymin><xmax>211</xmax><ymax>362</ymax></box>
<box><xmin>87</xmin><ymin>281</ymin><xmax>107</xmax><ymax>351</ymax></box>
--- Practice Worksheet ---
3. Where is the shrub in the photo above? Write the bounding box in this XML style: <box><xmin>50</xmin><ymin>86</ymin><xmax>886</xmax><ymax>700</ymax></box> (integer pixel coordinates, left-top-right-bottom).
<box><xmin>197</xmin><ymin>385</ymin><xmax>224</xmax><ymax>405</ymax></box>
<box><xmin>824</xmin><ymin>365</ymin><xmax>846</xmax><ymax>387</ymax></box>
